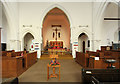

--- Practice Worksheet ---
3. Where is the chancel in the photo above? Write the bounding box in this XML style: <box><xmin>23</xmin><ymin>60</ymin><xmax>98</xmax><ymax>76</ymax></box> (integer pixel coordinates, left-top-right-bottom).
<box><xmin>1</xmin><ymin>0</ymin><xmax>120</xmax><ymax>84</ymax></box>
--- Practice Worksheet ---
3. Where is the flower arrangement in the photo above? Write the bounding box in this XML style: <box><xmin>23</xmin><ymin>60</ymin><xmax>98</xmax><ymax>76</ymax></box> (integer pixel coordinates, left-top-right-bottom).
<box><xmin>49</xmin><ymin>58</ymin><xmax>60</xmax><ymax>66</ymax></box>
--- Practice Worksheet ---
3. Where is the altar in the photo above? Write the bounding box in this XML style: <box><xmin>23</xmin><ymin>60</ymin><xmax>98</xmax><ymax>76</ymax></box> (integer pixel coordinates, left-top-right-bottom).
<box><xmin>48</xmin><ymin>48</ymin><xmax>66</xmax><ymax>55</ymax></box>
<box><xmin>45</xmin><ymin>25</ymin><xmax>65</xmax><ymax>56</ymax></box>
<box><xmin>50</xmin><ymin>41</ymin><xmax>63</xmax><ymax>48</ymax></box>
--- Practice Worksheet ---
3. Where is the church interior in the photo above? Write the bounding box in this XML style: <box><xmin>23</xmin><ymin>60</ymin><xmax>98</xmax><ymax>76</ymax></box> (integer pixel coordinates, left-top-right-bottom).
<box><xmin>0</xmin><ymin>0</ymin><xmax>120</xmax><ymax>83</ymax></box>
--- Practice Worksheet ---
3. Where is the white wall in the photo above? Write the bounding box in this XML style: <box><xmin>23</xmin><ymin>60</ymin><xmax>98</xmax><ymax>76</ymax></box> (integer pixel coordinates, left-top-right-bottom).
<box><xmin>1</xmin><ymin>9</ymin><xmax>8</xmax><ymax>43</ymax></box>
<box><xmin>100</xmin><ymin>2</ymin><xmax>119</xmax><ymax>46</ymax></box>
<box><xmin>92</xmin><ymin>1</ymin><xmax>119</xmax><ymax>50</ymax></box>
<box><xmin>0</xmin><ymin>1</ymin><xmax>2</xmax><ymax>28</ymax></box>
<box><xmin>2</xmin><ymin>2</ymin><xmax>20</xmax><ymax>51</ymax></box>
<box><xmin>19</xmin><ymin>2</ymin><xmax>93</xmax><ymax>58</ymax></box>
<box><xmin>2</xmin><ymin>1</ymin><xmax>119</xmax><ymax>58</ymax></box>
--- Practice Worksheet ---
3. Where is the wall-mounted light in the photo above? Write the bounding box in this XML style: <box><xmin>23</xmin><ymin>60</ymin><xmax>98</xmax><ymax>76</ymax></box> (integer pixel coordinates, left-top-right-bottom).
<box><xmin>23</xmin><ymin>25</ymin><xmax>32</xmax><ymax>27</ymax></box>
<box><xmin>79</xmin><ymin>25</ymin><xmax>88</xmax><ymax>27</ymax></box>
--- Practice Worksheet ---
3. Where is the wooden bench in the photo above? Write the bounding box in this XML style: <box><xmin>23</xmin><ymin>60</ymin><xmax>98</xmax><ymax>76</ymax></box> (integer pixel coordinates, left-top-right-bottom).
<box><xmin>76</xmin><ymin>51</ymin><xmax>89</xmax><ymax>68</ymax></box>
<box><xmin>76</xmin><ymin>50</ymin><xmax>120</xmax><ymax>69</ymax></box>
<box><xmin>2</xmin><ymin>50</ymin><xmax>15</xmax><ymax>56</ymax></box>
<box><xmin>1</xmin><ymin>51</ymin><xmax>37</xmax><ymax>78</ymax></box>
<box><xmin>24</xmin><ymin>51</ymin><xmax>37</xmax><ymax>68</ymax></box>
<box><xmin>82</xmin><ymin>68</ymin><xmax>120</xmax><ymax>83</ymax></box>
<box><xmin>2</xmin><ymin>56</ymin><xmax>24</xmax><ymax>78</ymax></box>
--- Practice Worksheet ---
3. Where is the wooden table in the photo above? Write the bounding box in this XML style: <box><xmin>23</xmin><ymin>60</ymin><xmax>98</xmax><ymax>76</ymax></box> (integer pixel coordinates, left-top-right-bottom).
<box><xmin>47</xmin><ymin>63</ymin><xmax>60</xmax><ymax>80</ymax></box>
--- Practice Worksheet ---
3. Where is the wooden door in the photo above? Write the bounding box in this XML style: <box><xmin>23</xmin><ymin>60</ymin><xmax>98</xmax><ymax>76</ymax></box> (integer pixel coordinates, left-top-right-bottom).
<box><xmin>83</xmin><ymin>41</ymin><xmax>85</xmax><ymax>53</ymax></box>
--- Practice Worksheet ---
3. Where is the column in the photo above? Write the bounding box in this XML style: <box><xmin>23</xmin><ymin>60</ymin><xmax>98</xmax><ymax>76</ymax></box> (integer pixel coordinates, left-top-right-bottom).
<box><xmin>0</xmin><ymin>28</ymin><xmax>1</xmax><ymax>84</ymax></box>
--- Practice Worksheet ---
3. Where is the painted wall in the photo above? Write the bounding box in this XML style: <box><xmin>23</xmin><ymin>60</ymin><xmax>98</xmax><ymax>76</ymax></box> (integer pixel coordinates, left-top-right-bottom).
<box><xmin>42</xmin><ymin>8</ymin><xmax>70</xmax><ymax>49</ymax></box>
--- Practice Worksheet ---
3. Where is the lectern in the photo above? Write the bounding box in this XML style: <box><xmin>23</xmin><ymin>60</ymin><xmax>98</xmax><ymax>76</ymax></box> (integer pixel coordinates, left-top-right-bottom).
<box><xmin>47</xmin><ymin>55</ymin><xmax>60</xmax><ymax>80</ymax></box>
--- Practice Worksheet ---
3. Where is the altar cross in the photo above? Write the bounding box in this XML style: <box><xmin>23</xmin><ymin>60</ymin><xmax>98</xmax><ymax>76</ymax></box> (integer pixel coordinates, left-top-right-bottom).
<box><xmin>52</xmin><ymin>25</ymin><xmax>61</xmax><ymax>41</ymax></box>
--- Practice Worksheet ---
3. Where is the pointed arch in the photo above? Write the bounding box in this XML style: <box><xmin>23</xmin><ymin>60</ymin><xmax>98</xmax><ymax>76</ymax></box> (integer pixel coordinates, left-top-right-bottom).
<box><xmin>40</xmin><ymin>4</ymin><xmax>73</xmax><ymax>28</ymax></box>
<box><xmin>78</xmin><ymin>32</ymin><xmax>89</xmax><ymax>52</ymax></box>
<box><xmin>42</xmin><ymin>7</ymin><xmax>70</xmax><ymax>25</ymax></box>
<box><xmin>21</xmin><ymin>29</ymin><xmax>36</xmax><ymax>40</ymax></box>
<box><xmin>75</xmin><ymin>28</ymin><xmax>91</xmax><ymax>41</ymax></box>
<box><xmin>96</xmin><ymin>1</ymin><xmax>119</xmax><ymax>27</ymax></box>
<box><xmin>23</xmin><ymin>32</ymin><xmax>34</xmax><ymax>51</ymax></box>
<box><xmin>23</xmin><ymin>32</ymin><xmax>34</xmax><ymax>39</ymax></box>
<box><xmin>21</xmin><ymin>29</ymin><xmax>37</xmax><ymax>51</ymax></box>
<box><xmin>42</xmin><ymin>6</ymin><xmax>71</xmax><ymax>49</ymax></box>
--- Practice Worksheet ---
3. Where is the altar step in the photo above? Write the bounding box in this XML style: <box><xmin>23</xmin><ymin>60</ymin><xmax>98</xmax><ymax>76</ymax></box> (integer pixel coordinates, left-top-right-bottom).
<box><xmin>40</xmin><ymin>55</ymin><xmax>73</xmax><ymax>60</ymax></box>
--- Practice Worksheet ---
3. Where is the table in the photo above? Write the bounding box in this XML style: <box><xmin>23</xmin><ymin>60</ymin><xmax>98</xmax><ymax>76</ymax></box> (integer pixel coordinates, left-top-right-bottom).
<box><xmin>47</xmin><ymin>63</ymin><xmax>60</xmax><ymax>80</ymax></box>
<box><xmin>105</xmin><ymin>59</ymin><xmax>116</xmax><ymax>68</ymax></box>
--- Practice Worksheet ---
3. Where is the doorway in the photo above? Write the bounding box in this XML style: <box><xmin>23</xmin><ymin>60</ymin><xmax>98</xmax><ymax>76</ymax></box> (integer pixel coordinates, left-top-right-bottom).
<box><xmin>78</xmin><ymin>33</ymin><xmax>89</xmax><ymax>53</ymax></box>
<box><xmin>83</xmin><ymin>41</ymin><xmax>85</xmax><ymax>53</ymax></box>
<box><xmin>24</xmin><ymin>33</ymin><xmax>34</xmax><ymax>52</ymax></box>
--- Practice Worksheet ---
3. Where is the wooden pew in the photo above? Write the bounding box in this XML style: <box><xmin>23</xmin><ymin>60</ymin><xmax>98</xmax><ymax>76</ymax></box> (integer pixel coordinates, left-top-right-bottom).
<box><xmin>98</xmin><ymin>50</ymin><xmax>120</xmax><ymax>69</ymax></box>
<box><xmin>76</xmin><ymin>51</ymin><xmax>89</xmax><ymax>68</ymax></box>
<box><xmin>101</xmin><ymin>46</ymin><xmax>112</xmax><ymax>51</ymax></box>
<box><xmin>24</xmin><ymin>51</ymin><xmax>37</xmax><ymax>68</ymax></box>
<box><xmin>88</xmin><ymin>57</ymin><xmax>108</xmax><ymax>69</ymax></box>
<box><xmin>11</xmin><ymin>51</ymin><xmax>26</xmax><ymax>57</ymax></box>
<box><xmin>76</xmin><ymin>51</ymin><xmax>101</xmax><ymax>68</ymax></box>
<box><xmin>86</xmin><ymin>51</ymin><xmax>99</xmax><ymax>57</ymax></box>
<box><xmin>76</xmin><ymin>46</ymin><xmax>120</xmax><ymax>69</ymax></box>
<box><xmin>2</xmin><ymin>56</ymin><xmax>24</xmax><ymax>78</ymax></box>
<box><xmin>2</xmin><ymin>50</ymin><xmax>15</xmax><ymax>56</ymax></box>
<box><xmin>88</xmin><ymin>53</ymin><xmax>119</xmax><ymax>69</ymax></box>
<box><xmin>85</xmin><ymin>49</ymin><xmax>120</xmax><ymax>69</ymax></box>
<box><xmin>111</xmin><ymin>50</ymin><xmax>120</xmax><ymax>59</ymax></box>
<box><xmin>1</xmin><ymin>51</ymin><xmax>37</xmax><ymax>78</ymax></box>
<box><xmin>82</xmin><ymin>68</ymin><xmax>120</xmax><ymax>83</ymax></box>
